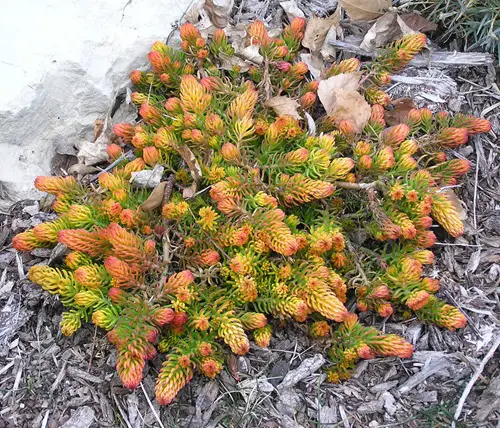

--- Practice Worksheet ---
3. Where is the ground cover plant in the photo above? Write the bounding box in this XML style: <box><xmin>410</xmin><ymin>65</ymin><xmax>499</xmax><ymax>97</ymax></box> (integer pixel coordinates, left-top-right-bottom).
<box><xmin>12</xmin><ymin>18</ymin><xmax>492</xmax><ymax>406</ymax></box>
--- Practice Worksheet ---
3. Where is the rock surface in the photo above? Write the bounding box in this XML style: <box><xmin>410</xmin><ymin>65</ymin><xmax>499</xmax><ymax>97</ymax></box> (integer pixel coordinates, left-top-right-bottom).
<box><xmin>0</xmin><ymin>0</ymin><xmax>192</xmax><ymax>209</ymax></box>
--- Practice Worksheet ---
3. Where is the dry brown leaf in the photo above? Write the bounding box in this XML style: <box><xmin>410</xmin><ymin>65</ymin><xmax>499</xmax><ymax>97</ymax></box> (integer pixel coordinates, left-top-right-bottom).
<box><xmin>401</xmin><ymin>13</ymin><xmax>437</xmax><ymax>33</ymax></box>
<box><xmin>302</xmin><ymin>15</ymin><xmax>340</xmax><ymax>53</ymax></box>
<box><xmin>93</xmin><ymin>119</ymin><xmax>105</xmax><ymax>142</ymax></box>
<box><xmin>384</xmin><ymin>98</ymin><xmax>417</xmax><ymax>126</ymax></box>
<box><xmin>264</xmin><ymin>96</ymin><xmax>301</xmax><ymax>120</ymax></box>
<box><xmin>140</xmin><ymin>181</ymin><xmax>167</xmax><ymax>212</ymax></box>
<box><xmin>204</xmin><ymin>0</ymin><xmax>234</xmax><ymax>28</ymax></box>
<box><xmin>176</xmin><ymin>145</ymin><xmax>203</xmax><ymax>181</ymax></box>
<box><xmin>340</xmin><ymin>0</ymin><xmax>391</xmax><ymax>21</ymax></box>
<box><xmin>317</xmin><ymin>72</ymin><xmax>362</xmax><ymax>112</ymax></box>
<box><xmin>318</xmin><ymin>74</ymin><xmax>370</xmax><ymax>133</ymax></box>
<box><xmin>360</xmin><ymin>12</ymin><xmax>416</xmax><ymax>52</ymax></box>
<box><xmin>219</xmin><ymin>51</ymin><xmax>251</xmax><ymax>72</ymax></box>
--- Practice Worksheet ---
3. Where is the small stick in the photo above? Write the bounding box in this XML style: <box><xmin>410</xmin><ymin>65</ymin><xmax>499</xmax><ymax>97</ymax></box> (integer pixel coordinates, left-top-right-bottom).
<box><xmin>452</xmin><ymin>333</ymin><xmax>500</xmax><ymax>428</ymax></box>
<box><xmin>473</xmin><ymin>139</ymin><xmax>480</xmax><ymax>229</ymax></box>
<box><xmin>140</xmin><ymin>382</ymin><xmax>165</xmax><ymax>428</ymax></box>
<box><xmin>87</xmin><ymin>325</ymin><xmax>98</xmax><ymax>372</ymax></box>
<box><xmin>336</xmin><ymin>181</ymin><xmax>380</xmax><ymax>191</ymax></box>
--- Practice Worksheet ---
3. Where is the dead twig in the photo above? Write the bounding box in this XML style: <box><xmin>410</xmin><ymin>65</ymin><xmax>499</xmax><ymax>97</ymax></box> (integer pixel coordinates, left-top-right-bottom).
<box><xmin>140</xmin><ymin>382</ymin><xmax>165</xmax><ymax>428</ymax></box>
<box><xmin>452</xmin><ymin>333</ymin><xmax>500</xmax><ymax>428</ymax></box>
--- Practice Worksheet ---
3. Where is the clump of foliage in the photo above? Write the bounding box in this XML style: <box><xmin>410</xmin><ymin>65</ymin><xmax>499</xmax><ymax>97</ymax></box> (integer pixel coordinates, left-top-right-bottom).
<box><xmin>402</xmin><ymin>0</ymin><xmax>500</xmax><ymax>57</ymax></box>
<box><xmin>13</xmin><ymin>18</ymin><xmax>491</xmax><ymax>404</ymax></box>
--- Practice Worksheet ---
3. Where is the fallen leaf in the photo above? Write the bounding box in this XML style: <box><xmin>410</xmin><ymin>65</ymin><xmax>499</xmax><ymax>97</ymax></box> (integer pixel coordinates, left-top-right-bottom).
<box><xmin>318</xmin><ymin>73</ymin><xmax>370</xmax><ymax>133</ymax></box>
<box><xmin>320</xmin><ymin>6</ymin><xmax>342</xmax><ymax>60</ymax></box>
<box><xmin>77</xmin><ymin>116</ymin><xmax>112</xmax><ymax>166</ymax></box>
<box><xmin>280</xmin><ymin>0</ymin><xmax>305</xmax><ymax>20</ymax></box>
<box><xmin>235</xmin><ymin>44</ymin><xmax>264</xmax><ymax>65</ymax></box>
<box><xmin>219</xmin><ymin>51</ymin><xmax>251</xmax><ymax>72</ymax></box>
<box><xmin>302</xmin><ymin>15</ymin><xmax>340</xmax><ymax>53</ymax></box>
<box><xmin>204</xmin><ymin>0</ymin><xmax>234</xmax><ymax>28</ymax></box>
<box><xmin>264</xmin><ymin>96</ymin><xmax>301</xmax><ymax>120</ymax></box>
<box><xmin>384</xmin><ymin>98</ymin><xmax>417</xmax><ymax>126</ymax></box>
<box><xmin>340</xmin><ymin>0</ymin><xmax>391</xmax><ymax>21</ymax></box>
<box><xmin>401</xmin><ymin>13</ymin><xmax>437</xmax><ymax>33</ymax></box>
<box><xmin>227</xmin><ymin>354</ymin><xmax>240</xmax><ymax>381</ymax></box>
<box><xmin>300</xmin><ymin>53</ymin><xmax>323</xmax><ymax>80</ymax></box>
<box><xmin>318</xmin><ymin>73</ymin><xmax>362</xmax><ymax>110</ymax></box>
<box><xmin>140</xmin><ymin>181</ymin><xmax>168</xmax><ymax>212</ymax></box>
<box><xmin>360</xmin><ymin>12</ymin><xmax>416</xmax><ymax>52</ymax></box>
<box><xmin>176</xmin><ymin>146</ymin><xmax>203</xmax><ymax>181</ymax></box>
<box><xmin>130</xmin><ymin>165</ymin><xmax>165</xmax><ymax>189</ymax></box>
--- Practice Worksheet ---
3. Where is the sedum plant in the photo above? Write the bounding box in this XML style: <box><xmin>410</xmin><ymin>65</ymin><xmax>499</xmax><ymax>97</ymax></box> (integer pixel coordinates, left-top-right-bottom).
<box><xmin>13</xmin><ymin>18</ymin><xmax>491</xmax><ymax>404</ymax></box>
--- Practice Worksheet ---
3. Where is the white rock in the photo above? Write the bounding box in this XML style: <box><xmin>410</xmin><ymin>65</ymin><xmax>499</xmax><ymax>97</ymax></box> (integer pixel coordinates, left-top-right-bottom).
<box><xmin>0</xmin><ymin>0</ymin><xmax>193</xmax><ymax>209</ymax></box>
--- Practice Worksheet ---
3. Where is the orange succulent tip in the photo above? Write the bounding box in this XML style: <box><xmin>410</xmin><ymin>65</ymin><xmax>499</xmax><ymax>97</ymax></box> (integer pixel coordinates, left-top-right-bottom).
<box><xmin>139</xmin><ymin>103</ymin><xmax>162</xmax><ymax>124</ymax></box>
<box><xmin>339</xmin><ymin>120</ymin><xmax>356</xmax><ymax>136</ymax></box>
<box><xmin>106</xmin><ymin>143</ymin><xmax>123</xmax><ymax>161</ymax></box>
<box><xmin>117</xmin><ymin>352</ymin><xmax>146</xmax><ymax>389</ymax></box>
<box><xmin>213</xmin><ymin>28</ymin><xmax>227</xmax><ymax>44</ymax></box>
<box><xmin>377</xmin><ymin>334</ymin><xmax>414</xmax><ymax>358</ymax></box>
<box><xmin>58</xmin><ymin>229</ymin><xmax>105</xmax><ymax>257</ymax></box>
<box><xmin>74</xmin><ymin>290</ymin><xmax>100</xmax><ymax>308</ymax></box>
<box><xmin>448</xmin><ymin>159</ymin><xmax>471</xmax><ymax>176</ymax></box>
<box><xmin>200</xmin><ymin>76</ymin><xmax>222</xmax><ymax>92</ymax></box>
<box><xmin>399</xmin><ymin>139</ymin><xmax>419</xmax><ymax>156</ymax></box>
<box><xmin>195</xmin><ymin>249</ymin><xmax>221</xmax><ymax>267</ymax></box>
<box><xmin>420</xmin><ymin>277</ymin><xmax>440</xmax><ymax>293</ymax></box>
<box><xmin>377</xmin><ymin>302</ymin><xmax>394</xmax><ymax>318</ymax></box>
<box><xmin>357</xmin><ymin>343</ymin><xmax>376</xmax><ymax>360</ymax></box>
<box><xmin>162</xmin><ymin>200</ymin><xmax>189</xmax><ymax>220</ymax></box>
<box><xmin>436</xmin><ymin>127</ymin><xmax>469</xmax><ymax>148</ymax></box>
<box><xmin>108</xmin><ymin>286</ymin><xmax>128</xmax><ymax>304</ymax></box>
<box><xmin>200</xmin><ymin>358</ymin><xmax>223</xmax><ymax>379</ymax></box>
<box><xmin>376</xmin><ymin>72</ymin><xmax>392</xmax><ymax>85</ymax></box>
<box><xmin>344</xmin><ymin>173</ymin><xmax>356</xmax><ymax>183</ymax></box>
<box><xmin>433</xmin><ymin>152</ymin><xmax>447</xmax><ymax>163</ymax></box>
<box><xmin>358</xmin><ymin>155</ymin><xmax>373</xmax><ymax>170</ymax></box>
<box><xmin>431</xmin><ymin>192</ymin><xmax>464</xmax><ymax>237</ymax></box>
<box><xmin>65</xmin><ymin>251</ymin><xmax>92</xmax><ymax>270</ymax></box>
<box><xmin>197</xmin><ymin>49</ymin><xmax>209</xmax><ymax>59</ymax></box>
<box><xmin>240</xmin><ymin>313</ymin><xmax>267</xmax><ymax>330</ymax></box>
<box><xmin>91</xmin><ymin>309</ymin><xmax>116</xmax><ymax>330</ymax></box>
<box><xmin>159</xmin><ymin>73</ymin><xmax>170</xmax><ymax>84</ymax></box>
<box><xmin>354</xmin><ymin>141</ymin><xmax>372</xmax><ymax>157</ymax></box>
<box><xmin>369</xmin><ymin>104</ymin><xmax>386</xmax><ymax>126</ymax></box>
<box><xmin>273</xmin><ymin>45</ymin><xmax>289</xmax><ymax>58</ymax></box>
<box><xmin>405</xmin><ymin>189</ymin><xmax>419</xmax><ymax>203</ymax></box>
<box><xmin>164</xmin><ymin>97</ymin><xmax>182</xmax><ymax>113</ymax></box>
<box><xmin>60</xmin><ymin>311</ymin><xmax>82</xmax><ymax>336</ymax></box>
<box><xmin>130</xmin><ymin>92</ymin><xmax>148</xmax><ymax>105</ymax></box>
<box><xmin>290</xmin><ymin>17</ymin><xmax>306</xmax><ymax>35</ymax></box>
<box><xmin>113</xmin><ymin>122</ymin><xmax>135</xmax><ymax>142</ymax></box>
<box><xmin>397</xmin><ymin>154</ymin><xmax>418</xmax><ymax>171</ymax></box>
<box><xmin>170</xmin><ymin>312</ymin><xmax>188</xmax><ymax>328</ymax></box>
<box><xmin>366</xmin><ymin>87</ymin><xmax>390</xmax><ymax>106</ymax></box>
<box><xmin>247</xmin><ymin>20</ymin><xmax>270</xmax><ymax>46</ymax></box>
<box><xmin>328</xmin><ymin>157</ymin><xmax>355</xmax><ymax>180</ymax></box>
<box><xmin>291</xmin><ymin>62</ymin><xmax>308</xmax><ymax>76</ymax></box>
<box><xmin>221</xmin><ymin>142</ymin><xmax>241</xmax><ymax>163</ymax></box>
<box><xmin>407</xmin><ymin>290</ymin><xmax>431</xmax><ymax>310</ymax></box>
<box><xmin>374</xmin><ymin>146</ymin><xmax>395</xmax><ymax>170</ymax></box>
<box><xmin>405</xmin><ymin>108</ymin><xmax>422</xmax><ymax>126</ymax></box>
<box><xmin>400</xmin><ymin>33</ymin><xmax>427</xmax><ymax>55</ymax></box>
<box><xmin>148</xmin><ymin>50</ymin><xmax>165</xmax><ymax>73</ymax></box>
<box><xmin>180</xmin><ymin>22</ymin><xmax>201</xmax><ymax>43</ymax></box>
<box><xmin>342</xmin><ymin>312</ymin><xmax>359</xmax><ymax>329</ymax></box>
<box><xmin>34</xmin><ymin>175</ymin><xmax>77</xmax><ymax>195</ymax></box>
<box><xmin>331</xmin><ymin>252</ymin><xmax>347</xmax><ymax>269</ymax></box>
<box><xmin>300</xmin><ymin>92</ymin><xmax>317</xmax><ymax>109</ymax></box>
<box><xmin>253</xmin><ymin>325</ymin><xmax>272</xmax><ymax>348</ymax></box>
<box><xmin>142</xmin><ymin>146</ymin><xmax>160</xmax><ymax>167</ymax></box>
<box><xmin>440</xmin><ymin>307</ymin><xmax>467</xmax><ymax>331</ymax></box>
<box><xmin>195</xmin><ymin>37</ymin><xmax>206</xmax><ymax>48</ymax></box>
<box><xmin>464</xmin><ymin>117</ymin><xmax>491</xmax><ymax>135</ymax></box>
<box><xmin>12</xmin><ymin>230</ymin><xmax>42</xmax><ymax>251</ymax></box>
<box><xmin>381</xmin><ymin>124</ymin><xmax>410</xmax><ymax>147</ymax></box>
<box><xmin>310</xmin><ymin>321</ymin><xmax>330</xmax><ymax>338</ymax></box>
<box><xmin>165</xmin><ymin>270</ymin><xmax>194</xmax><ymax>293</ymax></box>
<box><xmin>370</xmin><ymin>284</ymin><xmax>391</xmax><ymax>299</ymax></box>
<box><xmin>129</xmin><ymin>70</ymin><xmax>143</xmax><ymax>85</ymax></box>
<box><xmin>304</xmin><ymin>80</ymin><xmax>320</xmax><ymax>93</ymax></box>
<box><xmin>388</xmin><ymin>183</ymin><xmax>405</xmax><ymax>201</ymax></box>
<box><xmin>415</xmin><ymin>230</ymin><xmax>436</xmax><ymax>248</ymax></box>
<box><xmin>198</xmin><ymin>342</ymin><xmax>213</xmax><ymax>357</ymax></box>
